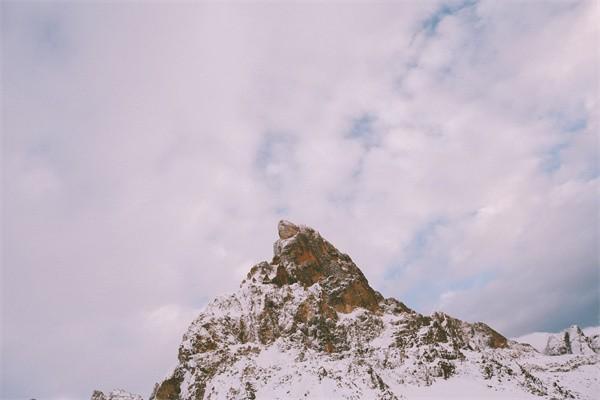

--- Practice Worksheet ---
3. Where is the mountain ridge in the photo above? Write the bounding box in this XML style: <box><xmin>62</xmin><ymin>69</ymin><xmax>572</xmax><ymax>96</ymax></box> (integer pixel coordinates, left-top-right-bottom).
<box><xmin>515</xmin><ymin>325</ymin><xmax>600</xmax><ymax>356</ymax></box>
<box><xmin>94</xmin><ymin>221</ymin><xmax>599</xmax><ymax>400</ymax></box>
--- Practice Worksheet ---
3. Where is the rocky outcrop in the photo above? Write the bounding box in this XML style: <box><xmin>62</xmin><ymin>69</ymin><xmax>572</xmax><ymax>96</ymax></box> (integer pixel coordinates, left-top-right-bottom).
<box><xmin>271</xmin><ymin>222</ymin><xmax>383</xmax><ymax>313</ymax></box>
<box><xmin>91</xmin><ymin>389</ymin><xmax>143</xmax><ymax>400</ymax></box>
<box><xmin>277</xmin><ymin>220</ymin><xmax>299</xmax><ymax>239</ymax></box>
<box><xmin>544</xmin><ymin>325</ymin><xmax>598</xmax><ymax>356</ymax></box>
<box><xmin>589</xmin><ymin>332</ymin><xmax>600</xmax><ymax>353</ymax></box>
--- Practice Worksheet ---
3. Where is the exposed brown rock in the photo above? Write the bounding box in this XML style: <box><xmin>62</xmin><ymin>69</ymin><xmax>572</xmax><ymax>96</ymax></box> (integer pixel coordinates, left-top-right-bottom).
<box><xmin>295</xmin><ymin>248</ymin><xmax>318</xmax><ymax>265</ymax></box>
<box><xmin>318</xmin><ymin>295</ymin><xmax>338</xmax><ymax>320</ymax></box>
<box><xmin>328</xmin><ymin>279</ymin><xmax>381</xmax><ymax>313</ymax></box>
<box><xmin>473</xmin><ymin>322</ymin><xmax>509</xmax><ymax>349</ymax></box>
<box><xmin>152</xmin><ymin>374</ymin><xmax>183</xmax><ymax>400</ymax></box>
<box><xmin>278</xmin><ymin>220</ymin><xmax>299</xmax><ymax>239</ymax></box>
<box><xmin>295</xmin><ymin>301</ymin><xmax>313</xmax><ymax>323</ymax></box>
<box><xmin>272</xmin><ymin>223</ymin><xmax>382</xmax><ymax>314</ymax></box>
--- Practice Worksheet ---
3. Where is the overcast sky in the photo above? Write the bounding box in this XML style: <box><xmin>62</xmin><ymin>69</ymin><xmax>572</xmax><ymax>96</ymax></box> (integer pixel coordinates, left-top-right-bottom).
<box><xmin>1</xmin><ymin>1</ymin><xmax>598</xmax><ymax>399</ymax></box>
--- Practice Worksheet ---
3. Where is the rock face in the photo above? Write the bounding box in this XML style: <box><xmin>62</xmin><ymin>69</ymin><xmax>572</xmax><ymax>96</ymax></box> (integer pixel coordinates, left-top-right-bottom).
<box><xmin>144</xmin><ymin>222</ymin><xmax>599</xmax><ymax>400</ymax></box>
<box><xmin>271</xmin><ymin>223</ymin><xmax>382</xmax><ymax>313</ymax></box>
<box><xmin>589</xmin><ymin>331</ymin><xmax>600</xmax><ymax>353</ymax></box>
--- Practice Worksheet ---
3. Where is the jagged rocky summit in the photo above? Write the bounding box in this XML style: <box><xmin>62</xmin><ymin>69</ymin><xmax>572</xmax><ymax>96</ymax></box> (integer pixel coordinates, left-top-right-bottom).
<box><xmin>96</xmin><ymin>221</ymin><xmax>600</xmax><ymax>400</ymax></box>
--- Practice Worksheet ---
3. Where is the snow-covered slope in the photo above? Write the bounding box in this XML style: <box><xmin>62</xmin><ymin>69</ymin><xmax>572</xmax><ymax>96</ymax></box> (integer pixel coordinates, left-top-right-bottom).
<box><xmin>94</xmin><ymin>221</ymin><xmax>600</xmax><ymax>400</ymax></box>
<box><xmin>545</xmin><ymin>325</ymin><xmax>596</xmax><ymax>356</ymax></box>
<box><xmin>514</xmin><ymin>325</ymin><xmax>600</xmax><ymax>356</ymax></box>
<box><xmin>512</xmin><ymin>332</ymin><xmax>550</xmax><ymax>353</ymax></box>
<box><xmin>582</xmin><ymin>326</ymin><xmax>600</xmax><ymax>337</ymax></box>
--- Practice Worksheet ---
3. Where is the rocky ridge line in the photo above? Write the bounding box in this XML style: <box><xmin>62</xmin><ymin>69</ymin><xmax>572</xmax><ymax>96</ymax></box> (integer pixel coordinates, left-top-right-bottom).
<box><xmin>94</xmin><ymin>221</ymin><xmax>599</xmax><ymax>400</ymax></box>
<box><xmin>544</xmin><ymin>325</ymin><xmax>599</xmax><ymax>356</ymax></box>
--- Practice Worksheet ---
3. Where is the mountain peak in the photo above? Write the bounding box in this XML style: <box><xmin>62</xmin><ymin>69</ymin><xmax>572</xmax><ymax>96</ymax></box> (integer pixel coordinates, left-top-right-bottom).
<box><xmin>258</xmin><ymin>221</ymin><xmax>383</xmax><ymax>313</ymax></box>
<box><xmin>133</xmin><ymin>222</ymin><xmax>598</xmax><ymax>400</ymax></box>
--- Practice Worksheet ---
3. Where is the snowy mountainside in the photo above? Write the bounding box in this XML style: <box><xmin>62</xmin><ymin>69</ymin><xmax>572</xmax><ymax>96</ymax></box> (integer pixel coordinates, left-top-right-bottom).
<box><xmin>512</xmin><ymin>332</ymin><xmax>550</xmax><ymax>353</ymax></box>
<box><xmin>94</xmin><ymin>221</ymin><xmax>599</xmax><ymax>400</ymax></box>
<box><xmin>514</xmin><ymin>325</ymin><xmax>600</xmax><ymax>355</ymax></box>
<box><xmin>582</xmin><ymin>326</ymin><xmax>600</xmax><ymax>337</ymax></box>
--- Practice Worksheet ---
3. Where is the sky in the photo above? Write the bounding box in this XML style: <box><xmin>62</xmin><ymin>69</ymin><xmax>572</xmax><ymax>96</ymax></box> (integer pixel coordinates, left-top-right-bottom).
<box><xmin>1</xmin><ymin>1</ymin><xmax>598</xmax><ymax>399</ymax></box>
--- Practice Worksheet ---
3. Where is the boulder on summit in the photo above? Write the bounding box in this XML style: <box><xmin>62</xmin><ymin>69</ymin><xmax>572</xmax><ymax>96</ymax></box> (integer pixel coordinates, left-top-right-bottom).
<box><xmin>277</xmin><ymin>219</ymin><xmax>299</xmax><ymax>239</ymax></box>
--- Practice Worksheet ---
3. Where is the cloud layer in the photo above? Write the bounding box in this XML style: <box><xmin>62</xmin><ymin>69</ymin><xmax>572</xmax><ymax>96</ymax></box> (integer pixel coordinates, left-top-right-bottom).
<box><xmin>2</xmin><ymin>1</ymin><xmax>598</xmax><ymax>399</ymax></box>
